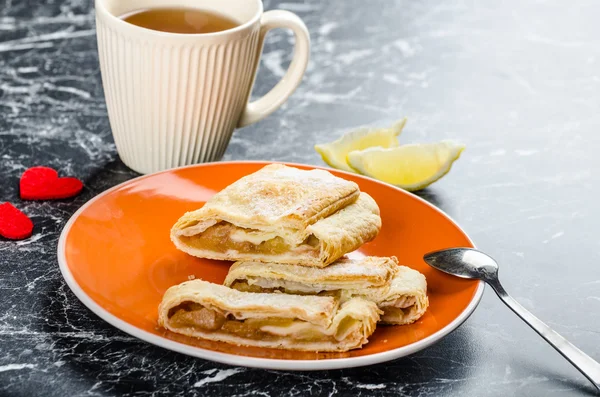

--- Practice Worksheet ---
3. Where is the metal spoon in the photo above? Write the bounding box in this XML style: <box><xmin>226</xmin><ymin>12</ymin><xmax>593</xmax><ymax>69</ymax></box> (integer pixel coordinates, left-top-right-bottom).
<box><xmin>423</xmin><ymin>247</ymin><xmax>600</xmax><ymax>392</ymax></box>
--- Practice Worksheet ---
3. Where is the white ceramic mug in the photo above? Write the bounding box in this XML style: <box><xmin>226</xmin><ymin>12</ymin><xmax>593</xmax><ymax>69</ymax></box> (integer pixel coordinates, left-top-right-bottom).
<box><xmin>95</xmin><ymin>0</ymin><xmax>310</xmax><ymax>174</ymax></box>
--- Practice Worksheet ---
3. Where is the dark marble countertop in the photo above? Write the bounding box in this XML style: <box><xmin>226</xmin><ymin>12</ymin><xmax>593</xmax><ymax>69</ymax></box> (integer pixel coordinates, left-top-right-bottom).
<box><xmin>1</xmin><ymin>0</ymin><xmax>599</xmax><ymax>395</ymax></box>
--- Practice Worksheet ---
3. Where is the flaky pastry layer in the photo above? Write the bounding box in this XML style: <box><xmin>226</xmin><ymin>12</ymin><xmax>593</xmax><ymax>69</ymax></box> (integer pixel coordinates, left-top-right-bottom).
<box><xmin>158</xmin><ymin>279</ymin><xmax>381</xmax><ymax>351</ymax></box>
<box><xmin>171</xmin><ymin>164</ymin><xmax>381</xmax><ymax>266</ymax></box>
<box><xmin>225</xmin><ymin>256</ymin><xmax>429</xmax><ymax>325</ymax></box>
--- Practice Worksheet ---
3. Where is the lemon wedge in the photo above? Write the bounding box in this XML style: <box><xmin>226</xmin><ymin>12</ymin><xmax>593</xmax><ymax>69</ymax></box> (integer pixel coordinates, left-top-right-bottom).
<box><xmin>315</xmin><ymin>118</ymin><xmax>407</xmax><ymax>172</ymax></box>
<box><xmin>347</xmin><ymin>140</ymin><xmax>465</xmax><ymax>191</ymax></box>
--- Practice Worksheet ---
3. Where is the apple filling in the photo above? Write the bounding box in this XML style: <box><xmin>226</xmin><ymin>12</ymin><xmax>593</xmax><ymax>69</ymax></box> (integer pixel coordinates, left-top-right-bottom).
<box><xmin>179</xmin><ymin>222</ymin><xmax>320</xmax><ymax>257</ymax></box>
<box><xmin>228</xmin><ymin>280</ymin><xmax>340</xmax><ymax>298</ymax></box>
<box><xmin>167</xmin><ymin>301</ymin><xmax>360</xmax><ymax>342</ymax></box>
<box><xmin>229</xmin><ymin>282</ymin><xmax>418</xmax><ymax>318</ymax></box>
<box><xmin>228</xmin><ymin>281</ymin><xmax>276</xmax><ymax>294</ymax></box>
<box><xmin>380</xmin><ymin>296</ymin><xmax>419</xmax><ymax>320</ymax></box>
<box><xmin>381</xmin><ymin>296</ymin><xmax>417</xmax><ymax>310</ymax></box>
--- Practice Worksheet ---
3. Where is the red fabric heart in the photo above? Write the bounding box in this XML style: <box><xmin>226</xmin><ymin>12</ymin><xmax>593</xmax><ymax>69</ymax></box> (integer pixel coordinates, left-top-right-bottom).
<box><xmin>0</xmin><ymin>203</ymin><xmax>33</xmax><ymax>240</ymax></box>
<box><xmin>20</xmin><ymin>166</ymin><xmax>83</xmax><ymax>200</ymax></box>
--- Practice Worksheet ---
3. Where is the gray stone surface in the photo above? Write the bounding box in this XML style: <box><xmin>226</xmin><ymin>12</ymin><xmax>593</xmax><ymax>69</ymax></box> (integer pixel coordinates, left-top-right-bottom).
<box><xmin>0</xmin><ymin>0</ymin><xmax>599</xmax><ymax>395</ymax></box>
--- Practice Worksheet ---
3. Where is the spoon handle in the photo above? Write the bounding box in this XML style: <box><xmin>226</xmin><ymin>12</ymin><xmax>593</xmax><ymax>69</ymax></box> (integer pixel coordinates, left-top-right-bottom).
<box><xmin>488</xmin><ymin>279</ymin><xmax>600</xmax><ymax>391</ymax></box>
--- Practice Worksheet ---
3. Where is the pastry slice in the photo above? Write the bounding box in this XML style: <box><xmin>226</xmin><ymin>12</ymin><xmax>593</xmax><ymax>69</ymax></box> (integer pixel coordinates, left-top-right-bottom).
<box><xmin>170</xmin><ymin>164</ymin><xmax>381</xmax><ymax>267</ymax></box>
<box><xmin>224</xmin><ymin>256</ymin><xmax>429</xmax><ymax>325</ymax></box>
<box><xmin>158</xmin><ymin>279</ymin><xmax>380</xmax><ymax>352</ymax></box>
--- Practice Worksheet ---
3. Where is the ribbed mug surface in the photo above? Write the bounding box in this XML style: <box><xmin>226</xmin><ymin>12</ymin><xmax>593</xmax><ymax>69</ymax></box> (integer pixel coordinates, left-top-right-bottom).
<box><xmin>96</xmin><ymin>0</ymin><xmax>309</xmax><ymax>174</ymax></box>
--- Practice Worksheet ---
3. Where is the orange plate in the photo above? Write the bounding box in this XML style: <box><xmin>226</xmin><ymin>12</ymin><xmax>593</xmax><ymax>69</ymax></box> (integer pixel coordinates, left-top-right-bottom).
<box><xmin>58</xmin><ymin>161</ymin><xmax>483</xmax><ymax>370</ymax></box>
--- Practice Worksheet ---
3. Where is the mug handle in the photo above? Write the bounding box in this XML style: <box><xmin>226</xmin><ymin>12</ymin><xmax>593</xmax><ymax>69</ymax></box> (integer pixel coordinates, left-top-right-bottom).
<box><xmin>237</xmin><ymin>10</ymin><xmax>310</xmax><ymax>128</ymax></box>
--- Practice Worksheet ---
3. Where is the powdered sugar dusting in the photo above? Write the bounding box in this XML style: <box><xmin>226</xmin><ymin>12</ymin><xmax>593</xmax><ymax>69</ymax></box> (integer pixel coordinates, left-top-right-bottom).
<box><xmin>202</xmin><ymin>164</ymin><xmax>358</xmax><ymax>222</ymax></box>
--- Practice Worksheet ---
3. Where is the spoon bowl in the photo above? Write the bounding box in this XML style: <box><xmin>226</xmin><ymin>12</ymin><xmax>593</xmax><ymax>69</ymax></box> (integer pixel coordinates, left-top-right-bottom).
<box><xmin>424</xmin><ymin>247</ymin><xmax>499</xmax><ymax>281</ymax></box>
<box><xmin>423</xmin><ymin>247</ymin><xmax>600</xmax><ymax>393</ymax></box>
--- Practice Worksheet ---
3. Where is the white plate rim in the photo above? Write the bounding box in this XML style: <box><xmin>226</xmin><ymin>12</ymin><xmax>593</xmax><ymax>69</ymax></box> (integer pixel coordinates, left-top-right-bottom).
<box><xmin>57</xmin><ymin>160</ymin><xmax>485</xmax><ymax>371</ymax></box>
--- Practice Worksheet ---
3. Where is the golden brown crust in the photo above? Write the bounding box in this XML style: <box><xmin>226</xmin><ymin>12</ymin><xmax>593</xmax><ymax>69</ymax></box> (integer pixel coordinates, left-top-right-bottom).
<box><xmin>379</xmin><ymin>265</ymin><xmax>428</xmax><ymax>325</ymax></box>
<box><xmin>309</xmin><ymin>193</ymin><xmax>381</xmax><ymax>265</ymax></box>
<box><xmin>225</xmin><ymin>256</ymin><xmax>397</xmax><ymax>291</ymax></box>
<box><xmin>158</xmin><ymin>279</ymin><xmax>381</xmax><ymax>352</ymax></box>
<box><xmin>170</xmin><ymin>193</ymin><xmax>380</xmax><ymax>267</ymax></box>
<box><xmin>170</xmin><ymin>165</ymin><xmax>381</xmax><ymax>267</ymax></box>
<box><xmin>159</xmin><ymin>279</ymin><xmax>336</xmax><ymax>327</ymax></box>
<box><xmin>225</xmin><ymin>257</ymin><xmax>429</xmax><ymax>325</ymax></box>
<box><xmin>172</xmin><ymin>164</ymin><xmax>359</xmax><ymax>235</ymax></box>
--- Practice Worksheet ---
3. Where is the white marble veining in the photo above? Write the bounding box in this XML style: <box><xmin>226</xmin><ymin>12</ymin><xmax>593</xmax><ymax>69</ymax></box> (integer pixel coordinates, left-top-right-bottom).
<box><xmin>1</xmin><ymin>0</ymin><xmax>599</xmax><ymax>396</ymax></box>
